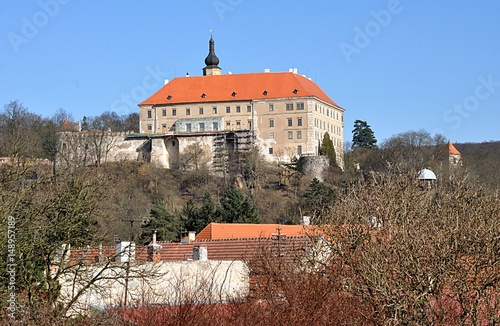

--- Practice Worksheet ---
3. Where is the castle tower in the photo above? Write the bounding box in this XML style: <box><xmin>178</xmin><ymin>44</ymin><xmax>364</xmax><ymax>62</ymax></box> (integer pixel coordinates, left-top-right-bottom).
<box><xmin>447</xmin><ymin>141</ymin><xmax>461</xmax><ymax>167</ymax></box>
<box><xmin>202</xmin><ymin>36</ymin><xmax>222</xmax><ymax>76</ymax></box>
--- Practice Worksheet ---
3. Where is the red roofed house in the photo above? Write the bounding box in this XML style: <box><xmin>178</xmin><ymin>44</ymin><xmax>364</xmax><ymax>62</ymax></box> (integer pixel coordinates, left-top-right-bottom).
<box><xmin>138</xmin><ymin>36</ymin><xmax>345</xmax><ymax>168</ymax></box>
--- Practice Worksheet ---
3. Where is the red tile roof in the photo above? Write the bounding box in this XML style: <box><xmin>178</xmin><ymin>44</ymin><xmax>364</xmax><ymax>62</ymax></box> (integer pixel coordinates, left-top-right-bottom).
<box><xmin>59</xmin><ymin>119</ymin><xmax>76</xmax><ymax>131</ymax></box>
<box><xmin>447</xmin><ymin>141</ymin><xmax>461</xmax><ymax>155</ymax></box>
<box><xmin>196</xmin><ymin>223</ymin><xmax>316</xmax><ymax>240</ymax></box>
<box><xmin>139</xmin><ymin>72</ymin><xmax>340</xmax><ymax>107</ymax></box>
<box><xmin>70</xmin><ymin>237</ymin><xmax>311</xmax><ymax>264</ymax></box>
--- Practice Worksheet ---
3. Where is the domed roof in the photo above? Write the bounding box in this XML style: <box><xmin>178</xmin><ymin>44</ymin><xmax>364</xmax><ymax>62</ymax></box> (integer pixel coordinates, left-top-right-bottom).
<box><xmin>418</xmin><ymin>169</ymin><xmax>437</xmax><ymax>180</ymax></box>
<box><xmin>204</xmin><ymin>36</ymin><xmax>220</xmax><ymax>67</ymax></box>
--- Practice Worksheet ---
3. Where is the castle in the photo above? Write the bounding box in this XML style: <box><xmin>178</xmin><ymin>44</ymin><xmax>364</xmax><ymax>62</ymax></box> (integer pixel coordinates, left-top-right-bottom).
<box><xmin>56</xmin><ymin>37</ymin><xmax>344</xmax><ymax>172</ymax></box>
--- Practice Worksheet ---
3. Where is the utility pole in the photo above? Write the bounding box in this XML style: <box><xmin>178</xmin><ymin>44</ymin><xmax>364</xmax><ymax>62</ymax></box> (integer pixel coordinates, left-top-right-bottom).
<box><xmin>119</xmin><ymin>217</ymin><xmax>146</xmax><ymax>307</ymax></box>
<box><xmin>120</xmin><ymin>217</ymin><xmax>146</xmax><ymax>242</ymax></box>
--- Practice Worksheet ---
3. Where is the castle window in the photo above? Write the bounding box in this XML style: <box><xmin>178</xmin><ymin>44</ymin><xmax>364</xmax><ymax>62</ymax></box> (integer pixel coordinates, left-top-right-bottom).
<box><xmin>286</xmin><ymin>103</ymin><xmax>293</xmax><ymax>111</ymax></box>
<box><xmin>288</xmin><ymin>131</ymin><xmax>293</xmax><ymax>139</ymax></box>
<box><xmin>297</xmin><ymin>145</ymin><xmax>302</xmax><ymax>155</ymax></box>
<box><xmin>269</xmin><ymin>104</ymin><xmax>274</xmax><ymax>112</ymax></box>
<box><xmin>236</xmin><ymin>120</ymin><xmax>241</xmax><ymax>129</ymax></box>
<box><xmin>269</xmin><ymin>132</ymin><xmax>274</xmax><ymax>139</ymax></box>
<box><xmin>226</xmin><ymin>106</ymin><xmax>231</xmax><ymax>113</ymax></box>
<box><xmin>287</xmin><ymin>118</ymin><xmax>292</xmax><ymax>127</ymax></box>
<box><xmin>297</xmin><ymin>131</ymin><xmax>302</xmax><ymax>139</ymax></box>
<box><xmin>269</xmin><ymin>119</ymin><xmax>274</xmax><ymax>128</ymax></box>
<box><xmin>186</xmin><ymin>123</ymin><xmax>191</xmax><ymax>132</ymax></box>
<box><xmin>246</xmin><ymin>105</ymin><xmax>251</xmax><ymax>113</ymax></box>
<box><xmin>199</xmin><ymin>107</ymin><xmax>204</xmax><ymax>115</ymax></box>
<box><xmin>298</xmin><ymin>117</ymin><xmax>303</xmax><ymax>126</ymax></box>
<box><xmin>147</xmin><ymin>124</ymin><xmax>152</xmax><ymax>131</ymax></box>
<box><xmin>236</xmin><ymin>106</ymin><xmax>241</xmax><ymax>113</ymax></box>
<box><xmin>269</xmin><ymin>147</ymin><xmax>274</xmax><ymax>155</ymax></box>
<box><xmin>172</xmin><ymin>108</ymin><xmax>177</xmax><ymax>116</ymax></box>
<box><xmin>213</xmin><ymin>107</ymin><xmax>217</xmax><ymax>114</ymax></box>
<box><xmin>213</xmin><ymin>122</ymin><xmax>219</xmax><ymax>131</ymax></box>
<box><xmin>162</xmin><ymin>109</ymin><xmax>166</xmax><ymax>117</ymax></box>
<box><xmin>147</xmin><ymin>110</ymin><xmax>152</xmax><ymax>118</ymax></box>
<box><xmin>296</xmin><ymin>102</ymin><xmax>304</xmax><ymax>110</ymax></box>
<box><xmin>186</xmin><ymin>108</ymin><xmax>190</xmax><ymax>115</ymax></box>
<box><xmin>199</xmin><ymin>123</ymin><xmax>205</xmax><ymax>132</ymax></box>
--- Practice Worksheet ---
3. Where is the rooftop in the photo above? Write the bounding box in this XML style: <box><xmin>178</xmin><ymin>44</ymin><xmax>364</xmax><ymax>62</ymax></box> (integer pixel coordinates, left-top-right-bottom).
<box><xmin>139</xmin><ymin>72</ymin><xmax>340</xmax><ymax>108</ymax></box>
<box><xmin>196</xmin><ymin>223</ymin><xmax>316</xmax><ymax>240</ymax></box>
<box><xmin>448</xmin><ymin>141</ymin><xmax>461</xmax><ymax>155</ymax></box>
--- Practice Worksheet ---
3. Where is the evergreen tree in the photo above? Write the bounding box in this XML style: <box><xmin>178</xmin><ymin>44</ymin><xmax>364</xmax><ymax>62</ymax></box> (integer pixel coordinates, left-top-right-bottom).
<box><xmin>140</xmin><ymin>202</ymin><xmax>181</xmax><ymax>243</ymax></box>
<box><xmin>302</xmin><ymin>178</ymin><xmax>337</xmax><ymax>221</ymax></box>
<box><xmin>198</xmin><ymin>192</ymin><xmax>218</xmax><ymax>226</ymax></box>
<box><xmin>219</xmin><ymin>187</ymin><xmax>260</xmax><ymax>223</ymax></box>
<box><xmin>352</xmin><ymin>120</ymin><xmax>378</xmax><ymax>149</ymax></box>
<box><xmin>181</xmin><ymin>199</ymin><xmax>198</xmax><ymax>232</ymax></box>
<box><xmin>181</xmin><ymin>193</ymin><xmax>218</xmax><ymax>233</ymax></box>
<box><xmin>81</xmin><ymin>116</ymin><xmax>89</xmax><ymax>130</ymax></box>
<box><xmin>320</xmin><ymin>132</ymin><xmax>337</xmax><ymax>167</ymax></box>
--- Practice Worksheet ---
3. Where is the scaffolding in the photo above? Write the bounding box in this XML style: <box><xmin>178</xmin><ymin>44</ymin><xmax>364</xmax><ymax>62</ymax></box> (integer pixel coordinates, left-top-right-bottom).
<box><xmin>212</xmin><ymin>130</ymin><xmax>254</xmax><ymax>173</ymax></box>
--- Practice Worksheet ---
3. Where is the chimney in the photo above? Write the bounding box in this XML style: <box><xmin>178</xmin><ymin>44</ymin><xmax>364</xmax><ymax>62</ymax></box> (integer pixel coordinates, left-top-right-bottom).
<box><xmin>95</xmin><ymin>243</ymin><xmax>106</xmax><ymax>263</ymax></box>
<box><xmin>181</xmin><ymin>230</ymin><xmax>196</xmax><ymax>244</ymax></box>
<box><xmin>147</xmin><ymin>231</ymin><xmax>162</xmax><ymax>263</ymax></box>
<box><xmin>193</xmin><ymin>245</ymin><xmax>208</xmax><ymax>261</ymax></box>
<box><xmin>74</xmin><ymin>121</ymin><xmax>82</xmax><ymax>132</ymax></box>
<box><xmin>116</xmin><ymin>241</ymin><xmax>136</xmax><ymax>263</ymax></box>
<box><xmin>53</xmin><ymin>244</ymin><xmax>71</xmax><ymax>264</ymax></box>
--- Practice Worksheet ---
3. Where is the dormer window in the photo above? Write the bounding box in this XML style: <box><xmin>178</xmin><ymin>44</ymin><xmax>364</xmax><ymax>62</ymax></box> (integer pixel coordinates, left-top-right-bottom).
<box><xmin>231</xmin><ymin>92</ymin><xmax>237</xmax><ymax>97</ymax></box>
<box><xmin>263</xmin><ymin>90</ymin><xmax>268</xmax><ymax>96</ymax></box>
<box><xmin>293</xmin><ymin>89</ymin><xmax>298</xmax><ymax>94</ymax></box>
<box><xmin>201</xmin><ymin>93</ymin><xmax>206</xmax><ymax>98</ymax></box>
<box><xmin>167</xmin><ymin>95</ymin><xmax>172</xmax><ymax>100</ymax></box>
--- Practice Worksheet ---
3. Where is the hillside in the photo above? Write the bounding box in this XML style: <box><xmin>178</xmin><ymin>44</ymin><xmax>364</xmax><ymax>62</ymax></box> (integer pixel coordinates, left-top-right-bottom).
<box><xmin>456</xmin><ymin>141</ymin><xmax>500</xmax><ymax>190</ymax></box>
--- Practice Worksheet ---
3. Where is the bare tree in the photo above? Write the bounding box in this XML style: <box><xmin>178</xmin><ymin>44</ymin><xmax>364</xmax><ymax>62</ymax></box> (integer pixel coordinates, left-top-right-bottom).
<box><xmin>0</xmin><ymin>101</ymin><xmax>45</xmax><ymax>159</ymax></box>
<box><xmin>179</xmin><ymin>142</ymin><xmax>210</xmax><ymax>171</ymax></box>
<box><xmin>324</xmin><ymin>172</ymin><xmax>500</xmax><ymax>324</ymax></box>
<box><xmin>380</xmin><ymin>129</ymin><xmax>447</xmax><ymax>173</ymax></box>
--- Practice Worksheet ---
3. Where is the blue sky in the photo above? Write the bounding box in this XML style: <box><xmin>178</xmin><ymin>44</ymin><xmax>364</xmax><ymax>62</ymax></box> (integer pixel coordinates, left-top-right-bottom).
<box><xmin>1</xmin><ymin>1</ymin><xmax>499</xmax><ymax>144</ymax></box>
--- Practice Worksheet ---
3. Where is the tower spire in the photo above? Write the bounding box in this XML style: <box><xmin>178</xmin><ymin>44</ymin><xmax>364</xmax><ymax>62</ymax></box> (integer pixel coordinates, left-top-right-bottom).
<box><xmin>203</xmin><ymin>33</ymin><xmax>221</xmax><ymax>76</ymax></box>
